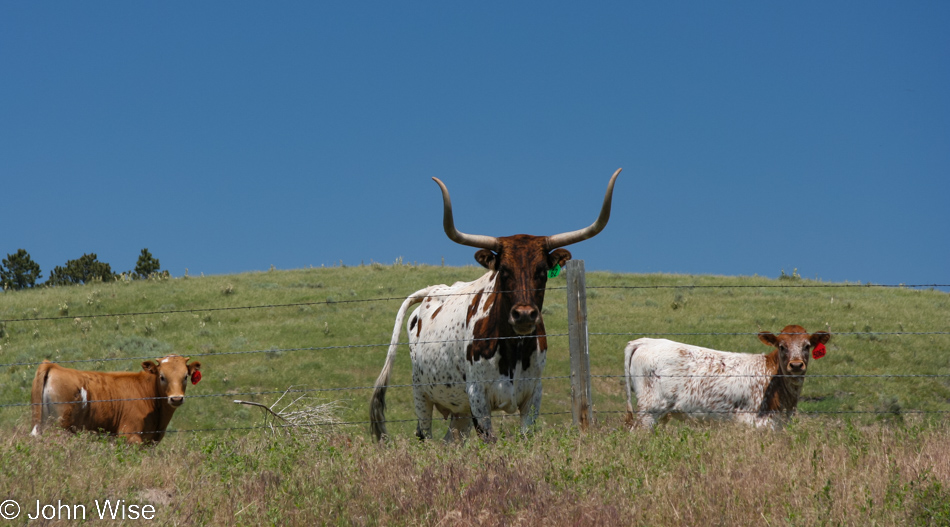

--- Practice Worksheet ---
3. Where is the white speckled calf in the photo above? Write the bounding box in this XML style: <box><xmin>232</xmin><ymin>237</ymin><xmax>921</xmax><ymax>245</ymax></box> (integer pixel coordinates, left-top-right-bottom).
<box><xmin>624</xmin><ymin>325</ymin><xmax>830</xmax><ymax>430</ymax></box>
<box><xmin>370</xmin><ymin>169</ymin><xmax>621</xmax><ymax>441</ymax></box>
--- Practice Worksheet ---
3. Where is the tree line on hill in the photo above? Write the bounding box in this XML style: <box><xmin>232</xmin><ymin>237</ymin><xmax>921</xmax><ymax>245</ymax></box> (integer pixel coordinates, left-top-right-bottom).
<box><xmin>0</xmin><ymin>248</ymin><xmax>164</xmax><ymax>291</ymax></box>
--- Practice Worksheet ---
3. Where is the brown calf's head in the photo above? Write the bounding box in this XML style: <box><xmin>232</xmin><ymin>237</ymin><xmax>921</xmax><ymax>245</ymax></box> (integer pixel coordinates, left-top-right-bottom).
<box><xmin>142</xmin><ymin>355</ymin><xmax>202</xmax><ymax>408</ymax></box>
<box><xmin>433</xmin><ymin>169</ymin><xmax>620</xmax><ymax>336</ymax></box>
<box><xmin>758</xmin><ymin>325</ymin><xmax>831</xmax><ymax>375</ymax></box>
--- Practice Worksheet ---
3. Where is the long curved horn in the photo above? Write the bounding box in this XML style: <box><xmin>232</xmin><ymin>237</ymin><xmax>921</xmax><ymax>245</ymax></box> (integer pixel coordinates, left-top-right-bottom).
<box><xmin>432</xmin><ymin>177</ymin><xmax>501</xmax><ymax>251</ymax></box>
<box><xmin>545</xmin><ymin>168</ymin><xmax>622</xmax><ymax>250</ymax></box>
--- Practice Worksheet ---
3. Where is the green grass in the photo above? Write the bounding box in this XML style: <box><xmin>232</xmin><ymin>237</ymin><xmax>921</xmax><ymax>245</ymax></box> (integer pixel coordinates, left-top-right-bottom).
<box><xmin>1</xmin><ymin>264</ymin><xmax>948</xmax><ymax>524</ymax></box>
<box><xmin>1</xmin><ymin>264</ymin><xmax>948</xmax><ymax>436</ymax></box>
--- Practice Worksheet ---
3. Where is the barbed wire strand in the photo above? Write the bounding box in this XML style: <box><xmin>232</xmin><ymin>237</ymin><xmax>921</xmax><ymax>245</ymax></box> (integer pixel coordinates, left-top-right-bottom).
<box><xmin>598</xmin><ymin>409</ymin><xmax>950</xmax><ymax>417</ymax></box>
<box><xmin>586</xmin><ymin>283</ymin><xmax>949</xmax><ymax>290</ymax></box>
<box><xmin>0</xmin><ymin>375</ymin><xmax>573</xmax><ymax>409</ymax></box>
<box><xmin>0</xmin><ymin>287</ymin><xmax>559</xmax><ymax>324</ymax></box>
<box><xmin>3</xmin><ymin>288</ymin><xmax>538</xmax><ymax>324</ymax></box>
<box><xmin>0</xmin><ymin>333</ymin><xmax>571</xmax><ymax>369</ymax></box>
<box><xmin>6</xmin><ymin>370</ymin><xmax>950</xmax><ymax>410</ymax></box>
<box><xmin>92</xmin><ymin>410</ymin><xmax>580</xmax><ymax>437</ymax></box>
<box><xmin>3</xmin><ymin>281</ymin><xmax>946</xmax><ymax>324</ymax></box>
<box><xmin>593</xmin><ymin>373</ymin><xmax>950</xmax><ymax>379</ymax></box>
<box><xmin>591</xmin><ymin>331</ymin><xmax>950</xmax><ymax>337</ymax></box>
<box><xmin>26</xmin><ymin>408</ymin><xmax>950</xmax><ymax>439</ymax></box>
<box><xmin>2</xmin><ymin>329</ymin><xmax>947</xmax><ymax>370</ymax></box>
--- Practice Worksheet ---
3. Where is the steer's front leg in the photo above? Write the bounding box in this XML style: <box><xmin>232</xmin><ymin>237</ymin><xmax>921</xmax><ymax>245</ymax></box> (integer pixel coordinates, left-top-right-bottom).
<box><xmin>466</xmin><ymin>384</ymin><xmax>495</xmax><ymax>442</ymax></box>
<box><xmin>119</xmin><ymin>428</ymin><xmax>145</xmax><ymax>445</ymax></box>
<box><xmin>518</xmin><ymin>379</ymin><xmax>543</xmax><ymax>434</ymax></box>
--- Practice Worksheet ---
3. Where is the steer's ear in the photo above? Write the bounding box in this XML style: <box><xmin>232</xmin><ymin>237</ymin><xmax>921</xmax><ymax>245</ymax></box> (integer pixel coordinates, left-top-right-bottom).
<box><xmin>547</xmin><ymin>249</ymin><xmax>572</xmax><ymax>270</ymax></box>
<box><xmin>141</xmin><ymin>360</ymin><xmax>159</xmax><ymax>374</ymax></box>
<box><xmin>810</xmin><ymin>331</ymin><xmax>831</xmax><ymax>346</ymax></box>
<box><xmin>758</xmin><ymin>331</ymin><xmax>779</xmax><ymax>347</ymax></box>
<box><xmin>474</xmin><ymin>249</ymin><xmax>498</xmax><ymax>270</ymax></box>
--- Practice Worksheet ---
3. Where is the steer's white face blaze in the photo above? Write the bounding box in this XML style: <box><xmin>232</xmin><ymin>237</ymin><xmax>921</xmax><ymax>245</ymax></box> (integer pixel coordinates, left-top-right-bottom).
<box><xmin>142</xmin><ymin>355</ymin><xmax>201</xmax><ymax>409</ymax></box>
<box><xmin>473</xmin><ymin>237</ymin><xmax>572</xmax><ymax>337</ymax></box>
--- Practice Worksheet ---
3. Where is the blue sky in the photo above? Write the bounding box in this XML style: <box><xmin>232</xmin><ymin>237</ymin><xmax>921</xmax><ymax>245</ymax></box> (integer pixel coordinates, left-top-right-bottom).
<box><xmin>2</xmin><ymin>3</ymin><xmax>948</xmax><ymax>287</ymax></box>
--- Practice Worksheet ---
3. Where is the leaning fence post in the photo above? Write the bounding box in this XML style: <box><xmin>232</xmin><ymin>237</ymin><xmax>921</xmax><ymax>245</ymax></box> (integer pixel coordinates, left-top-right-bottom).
<box><xmin>565</xmin><ymin>259</ymin><xmax>594</xmax><ymax>430</ymax></box>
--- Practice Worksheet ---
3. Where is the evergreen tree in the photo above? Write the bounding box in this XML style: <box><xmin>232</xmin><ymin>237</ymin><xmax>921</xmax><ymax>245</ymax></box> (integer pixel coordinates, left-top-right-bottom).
<box><xmin>0</xmin><ymin>249</ymin><xmax>42</xmax><ymax>290</ymax></box>
<box><xmin>134</xmin><ymin>248</ymin><xmax>161</xmax><ymax>279</ymax></box>
<box><xmin>46</xmin><ymin>253</ymin><xmax>115</xmax><ymax>286</ymax></box>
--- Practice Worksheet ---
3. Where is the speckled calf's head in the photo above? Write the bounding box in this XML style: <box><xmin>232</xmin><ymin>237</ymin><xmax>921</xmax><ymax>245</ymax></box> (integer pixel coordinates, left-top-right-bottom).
<box><xmin>759</xmin><ymin>325</ymin><xmax>831</xmax><ymax>376</ymax></box>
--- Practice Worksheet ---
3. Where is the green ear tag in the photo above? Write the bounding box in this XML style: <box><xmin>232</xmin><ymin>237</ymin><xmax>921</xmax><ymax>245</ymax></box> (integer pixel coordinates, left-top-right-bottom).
<box><xmin>548</xmin><ymin>264</ymin><xmax>561</xmax><ymax>279</ymax></box>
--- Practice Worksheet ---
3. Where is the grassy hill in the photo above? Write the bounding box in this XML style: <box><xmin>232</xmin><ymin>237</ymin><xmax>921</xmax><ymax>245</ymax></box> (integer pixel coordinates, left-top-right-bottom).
<box><xmin>2</xmin><ymin>263</ymin><xmax>948</xmax><ymax>435</ymax></box>
<box><xmin>2</xmin><ymin>264</ymin><xmax>949</xmax><ymax>525</ymax></box>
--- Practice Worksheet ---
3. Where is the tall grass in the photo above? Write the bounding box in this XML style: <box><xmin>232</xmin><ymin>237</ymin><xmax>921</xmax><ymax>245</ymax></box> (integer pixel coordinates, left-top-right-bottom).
<box><xmin>1</xmin><ymin>418</ymin><xmax>949</xmax><ymax>525</ymax></box>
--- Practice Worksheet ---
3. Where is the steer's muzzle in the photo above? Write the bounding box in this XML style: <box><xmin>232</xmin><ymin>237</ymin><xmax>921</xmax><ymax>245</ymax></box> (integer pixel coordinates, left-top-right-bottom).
<box><xmin>168</xmin><ymin>395</ymin><xmax>185</xmax><ymax>407</ymax></box>
<box><xmin>787</xmin><ymin>360</ymin><xmax>806</xmax><ymax>373</ymax></box>
<box><xmin>509</xmin><ymin>305</ymin><xmax>540</xmax><ymax>335</ymax></box>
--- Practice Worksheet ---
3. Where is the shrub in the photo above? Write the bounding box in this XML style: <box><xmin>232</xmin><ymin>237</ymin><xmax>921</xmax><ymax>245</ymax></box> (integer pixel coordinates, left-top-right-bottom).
<box><xmin>47</xmin><ymin>253</ymin><xmax>116</xmax><ymax>286</ymax></box>
<box><xmin>134</xmin><ymin>248</ymin><xmax>161</xmax><ymax>279</ymax></box>
<box><xmin>0</xmin><ymin>249</ymin><xmax>42</xmax><ymax>290</ymax></box>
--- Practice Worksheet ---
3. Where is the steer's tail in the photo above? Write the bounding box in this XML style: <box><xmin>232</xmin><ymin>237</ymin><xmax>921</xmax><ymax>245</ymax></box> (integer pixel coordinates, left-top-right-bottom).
<box><xmin>623</xmin><ymin>340</ymin><xmax>640</xmax><ymax>429</ymax></box>
<box><xmin>30</xmin><ymin>361</ymin><xmax>54</xmax><ymax>436</ymax></box>
<box><xmin>370</xmin><ymin>287</ymin><xmax>433</xmax><ymax>442</ymax></box>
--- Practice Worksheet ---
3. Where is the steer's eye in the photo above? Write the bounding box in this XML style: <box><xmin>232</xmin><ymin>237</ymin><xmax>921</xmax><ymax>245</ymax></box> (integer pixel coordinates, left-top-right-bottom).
<box><xmin>160</xmin><ymin>374</ymin><xmax>166</xmax><ymax>383</ymax></box>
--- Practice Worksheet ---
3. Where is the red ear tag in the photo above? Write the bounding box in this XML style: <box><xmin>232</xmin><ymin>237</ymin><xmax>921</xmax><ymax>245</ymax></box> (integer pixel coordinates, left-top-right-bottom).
<box><xmin>812</xmin><ymin>343</ymin><xmax>826</xmax><ymax>360</ymax></box>
<box><xmin>191</xmin><ymin>370</ymin><xmax>202</xmax><ymax>385</ymax></box>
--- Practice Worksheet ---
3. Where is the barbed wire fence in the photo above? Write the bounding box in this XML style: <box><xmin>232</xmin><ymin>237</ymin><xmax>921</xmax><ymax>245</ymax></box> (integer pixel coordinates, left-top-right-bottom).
<box><xmin>1</xmin><ymin>262</ymin><xmax>948</xmax><ymax>438</ymax></box>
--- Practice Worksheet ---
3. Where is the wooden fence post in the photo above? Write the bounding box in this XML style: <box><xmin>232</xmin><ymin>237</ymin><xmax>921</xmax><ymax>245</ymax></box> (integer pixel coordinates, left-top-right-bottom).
<box><xmin>565</xmin><ymin>259</ymin><xmax>594</xmax><ymax>430</ymax></box>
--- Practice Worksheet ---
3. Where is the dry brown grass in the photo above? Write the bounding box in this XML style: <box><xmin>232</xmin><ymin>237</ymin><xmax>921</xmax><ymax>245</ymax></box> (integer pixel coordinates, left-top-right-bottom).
<box><xmin>4</xmin><ymin>417</ymin><xmax>950</xmax><ymax>525</ymax></box>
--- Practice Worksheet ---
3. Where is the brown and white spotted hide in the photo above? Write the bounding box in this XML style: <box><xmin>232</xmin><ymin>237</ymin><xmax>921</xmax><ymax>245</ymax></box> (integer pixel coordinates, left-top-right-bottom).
<box><xmin>30</xmin><ymin>355</ymin><xmax>201</xmax><ymax>444</ymax></box>
<box><xmin>369</xmin><ymin>239</ymin><xmax>568</xmax><ymax>442</ymax></box>
<box><xmin>624</xmin><ymin>325</ymin><xmax>830</xmax><ymax>430</ymax></box>
<box><xmin>370</xmin><ymin>169</ymin><xmax>621</xmax><ymax>442</ymax></box>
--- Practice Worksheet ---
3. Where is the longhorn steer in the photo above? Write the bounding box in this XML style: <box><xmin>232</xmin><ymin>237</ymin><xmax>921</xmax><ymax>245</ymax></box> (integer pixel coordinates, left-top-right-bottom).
<box><xmin>31</xmin><ymin>355</ymin><xmax>202</xmax><ymax>444</ymax></box>
<box><xmin>371</xmin><ymin>169</ymin><xmax>621</xmax><ymax>441</ymax></box>
<box><xmin>624</xmin><ymin>325</ymin><xmax>830</xmax><ymax>429</ymax></box>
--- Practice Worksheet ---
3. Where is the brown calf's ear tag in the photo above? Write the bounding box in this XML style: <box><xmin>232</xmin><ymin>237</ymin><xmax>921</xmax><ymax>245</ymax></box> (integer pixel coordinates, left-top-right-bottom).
<box><xmin>191</xmin><ymin>370</ymin><xmax>202</xmax><ymax>385</ymax></box>
<box><xmin>812</xmin><ymin>342</ymin><xmax>826</xmax><ymax>360</ymax></box>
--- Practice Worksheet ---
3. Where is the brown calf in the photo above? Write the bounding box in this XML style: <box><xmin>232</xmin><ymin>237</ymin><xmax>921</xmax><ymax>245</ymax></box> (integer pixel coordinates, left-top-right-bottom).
<box><xmin>30</xmin><ymin>355</ymin><xmax>201</xmax><ymax>444</ymax></box>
